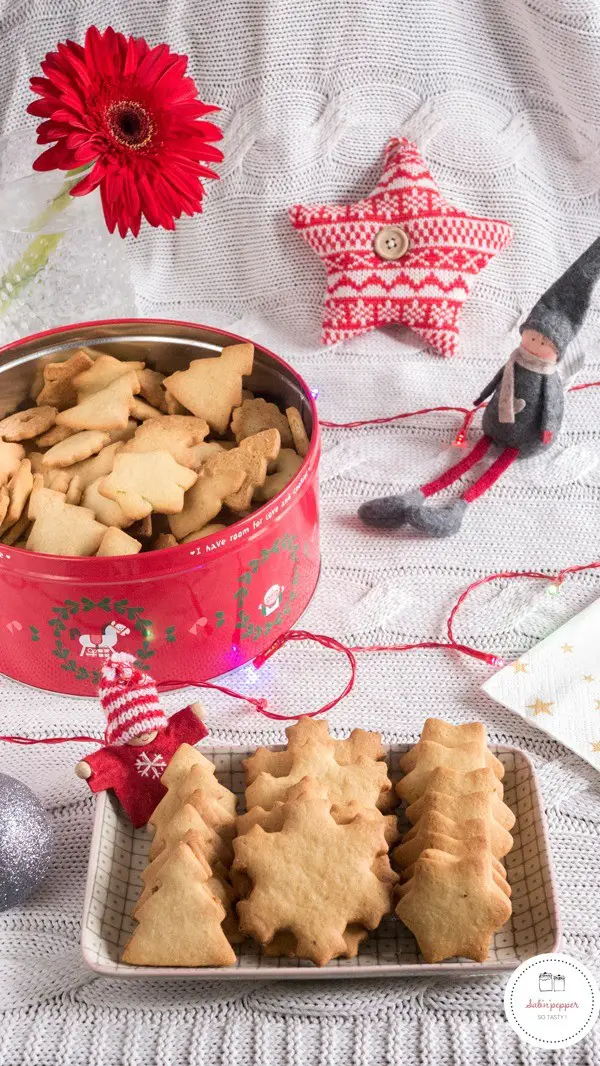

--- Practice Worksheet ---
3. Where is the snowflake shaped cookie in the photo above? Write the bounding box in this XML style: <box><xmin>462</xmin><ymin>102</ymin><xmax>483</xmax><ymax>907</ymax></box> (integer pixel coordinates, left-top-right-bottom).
<box><xmin>233</xmin><ymin>780</ymin><xmax>397</xmax><ymax>966</ymax></box>
<box><xmin>243</xmin><ymin>716</ymin><xmax>394</xmax><ymax>812</ymax></box>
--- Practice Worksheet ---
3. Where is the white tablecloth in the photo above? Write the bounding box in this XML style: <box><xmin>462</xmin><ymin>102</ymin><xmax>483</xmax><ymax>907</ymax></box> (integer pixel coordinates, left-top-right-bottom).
<box><xmin>1</xmin><ymin>1</ymin><xmax>600</xmax><ymax>1062</ymax></box>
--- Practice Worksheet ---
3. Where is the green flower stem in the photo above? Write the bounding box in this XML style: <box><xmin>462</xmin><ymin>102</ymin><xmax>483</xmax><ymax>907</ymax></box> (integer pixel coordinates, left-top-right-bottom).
<box><xmin>0</xmin><ymin>164</ymin><xmax>91</xmax><ymax>320</ymax></box>
<box><xmin>0</xmin><ymin>232</ymin><xmax>63</xmax><ymax>317</ymax></box>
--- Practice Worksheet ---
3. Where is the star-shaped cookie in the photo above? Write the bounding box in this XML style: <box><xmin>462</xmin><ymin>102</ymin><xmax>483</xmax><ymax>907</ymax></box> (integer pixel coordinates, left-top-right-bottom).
<box><xmin>289</xmin><ymin>137</ymin><xmax>513</xmax><ymax>356</ymax></box>
<box><xmin>399</xmin><ymin>718</ymin><xmax>504</xmax><ymax>780</ymax></box>
<box><xmin>395</xmin><ymin>849</ymin><xmax>512</xmax><ymax>963</ymax></box>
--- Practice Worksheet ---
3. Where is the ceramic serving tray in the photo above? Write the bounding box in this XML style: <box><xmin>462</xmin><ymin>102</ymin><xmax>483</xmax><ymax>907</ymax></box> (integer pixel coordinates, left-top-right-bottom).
<box><xmin>81</xmin><ymin>743</ymin><xmax>561</xmax><ymax>979</ymax></box>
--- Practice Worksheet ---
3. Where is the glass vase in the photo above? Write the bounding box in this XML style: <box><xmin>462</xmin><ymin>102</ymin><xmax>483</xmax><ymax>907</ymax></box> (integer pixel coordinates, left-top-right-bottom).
<box><xmin>0</xmin><ymin>130</ymin><xmax>136</xmax><ymax>347</ymax></box>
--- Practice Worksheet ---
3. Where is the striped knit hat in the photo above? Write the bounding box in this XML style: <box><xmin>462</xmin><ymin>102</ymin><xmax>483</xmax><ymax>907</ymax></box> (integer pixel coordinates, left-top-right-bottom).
<box><xmin>100</xmin><ymin>653</ymin><xmax>167</xmax><ymax>746</ymax></box>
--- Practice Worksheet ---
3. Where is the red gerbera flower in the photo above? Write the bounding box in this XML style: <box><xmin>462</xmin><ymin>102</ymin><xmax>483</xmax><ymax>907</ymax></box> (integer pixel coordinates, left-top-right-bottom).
<box><xmin>28</xmin><ymin>25</ymin><xmax>223</xmax><ymax>237</ymax></box>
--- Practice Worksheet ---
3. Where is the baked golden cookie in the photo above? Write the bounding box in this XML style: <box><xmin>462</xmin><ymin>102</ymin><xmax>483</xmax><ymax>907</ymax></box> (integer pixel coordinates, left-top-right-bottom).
<box><xmin>231</xmin><ymin>397</ymin><xmax>293</xmax><ymax>446</ymax></box>
<box><xmin>397</xmin><ymin>740</ymin><xmax>497</xmax><ymax>806</ymax></box>
<box><xmin>395</xmin><ymin>848</ymin><xmax>512</xmax><ymax>963</ymax></box>
<box><xmin>244</xmin><ymin>716</ymin><xmax>393</xmax><ymax>812</ymax></box>
<box><xmin>73</xmin><ymin>354</ymin><xmax>145</xmax><ymax>399</ymax></box>
<box><xmin>0</xmin><ymin>442</ymin><xmax>25</xmax><ymax>487</ymax></box>
<box><xmin>123</xmin><ymin>415</ymin><xmax>210</xmax><ymax>468</ymax></box>
<box><xmin>163</xmin><ymin>343</ymin><xmax>254</xmax><ymax>435</ymax></box>
<box><xmin>400</xmin><ymin>718</ymin><xmax>504</xmax><ymax>780</ymax></box>
<box><xmin>234</xmin><ymin>779</ymin><xmax>397</xmax><ymax>966</ymax></box>
<box><xmin>57</xmin><ymin>372</ymin><xmax>140</xmax><ymax>432</ymax></box>
<box><xmin>0</xmin><ymin>406</ymin><xmax>57</xmax><ymax>442</ymax></box>
<box><xmin>36</xmin><ymin>350</ymin><xmax>94</xmax><ymax>410</ymax></box>
<box><xmin>121</xmin><ymin>842</ymin><xmax>236</xmax><ymax>967</ymax></box>
<box><xmin>99</xmin><ymin>450</ymin><xmax>197</xmax><ymax>521</ymax></box>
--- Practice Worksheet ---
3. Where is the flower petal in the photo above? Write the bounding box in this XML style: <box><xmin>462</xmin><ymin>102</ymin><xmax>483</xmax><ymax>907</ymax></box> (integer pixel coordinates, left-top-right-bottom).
<box><xmin>70</xmin><ymin>161</ymin><xmax>106</xmax><ymax>197</ymax></box>
<box><xmin>123</xmin><ymin>35</ymin><xmax>139</xmax><ymax>77</ymax></box>
<box><xmin>32</xmin><ymin>142</ymin><xmax>77</xmax><ymax>171</ymax></box>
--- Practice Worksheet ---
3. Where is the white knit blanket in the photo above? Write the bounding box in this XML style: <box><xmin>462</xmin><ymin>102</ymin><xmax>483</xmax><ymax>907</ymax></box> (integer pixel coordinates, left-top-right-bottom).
<box><xmin>1</xmin><ymin>1</ymin><xmax>600</xmax><ymax>1063</ymax></box>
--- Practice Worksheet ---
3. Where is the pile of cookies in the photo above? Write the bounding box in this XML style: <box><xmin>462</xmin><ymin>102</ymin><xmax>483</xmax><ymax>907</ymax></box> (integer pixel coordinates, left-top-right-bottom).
<box><xmin>0</xmin><ymin>342</ymin><xmax>310</xmax><ymax>556</ymax></box>
<box><xmin>232</xmin><ymin>718</ymin><xmax>399</xmax><ymax>966</ymax></box>
<box><xmin>120</xmin><ymin>716</ymin><xmax>517</xmax><ymax>969</ymax></box>
<box><xmin>122</xmin><ymin>744</ymin><xmax>240</xmax><ymax>967</ymax></box>
<box><xmin>122</xmin><ymin>719</ymin><xmax>400</xmax><ymax>968</ymax></box>
<box><xmin>394</xmin><ymin>718</ymin><xmax>515</xmax><ymax>963</ymax></box>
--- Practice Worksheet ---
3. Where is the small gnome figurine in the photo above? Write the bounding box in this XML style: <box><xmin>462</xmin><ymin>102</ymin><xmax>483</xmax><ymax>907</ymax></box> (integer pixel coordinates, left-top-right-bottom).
<box><xmin>75</xmin><ymin>652</ymin><xmax>208</xmax><ymax>827</ymax></box>
<box><xmin>360</xmin><ymin>236</ymin><xmax>600</xmax><ymax>537</ymax></box>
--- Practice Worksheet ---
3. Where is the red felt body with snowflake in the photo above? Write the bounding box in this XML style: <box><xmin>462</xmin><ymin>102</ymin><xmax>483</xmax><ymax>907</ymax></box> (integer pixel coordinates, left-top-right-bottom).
<box><xmin>290</xmin><ymin>137</ymin><xmax>513</xmax><ymax>357</ymax></box>
<box><xmin>77</xmin><ymin>653</ymin><xmax>207</xmax><ymax>827</ymax></box>
<box><xmin>28</xmin><ymin>26</ymin><xmax>223</xmax><ymax>237</ymax></box>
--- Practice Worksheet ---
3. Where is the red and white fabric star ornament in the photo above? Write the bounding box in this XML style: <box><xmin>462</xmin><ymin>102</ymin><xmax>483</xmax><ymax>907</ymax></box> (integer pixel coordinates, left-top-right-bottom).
<box><xmin>289</xmin><ymin>137</ymin><xmax>513</xmax><ymax>357</ymax></box>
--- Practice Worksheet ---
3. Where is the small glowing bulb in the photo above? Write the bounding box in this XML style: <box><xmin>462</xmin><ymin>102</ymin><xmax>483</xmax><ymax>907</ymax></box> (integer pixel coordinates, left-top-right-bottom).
<box><xmin>452</xmin><ymin>431</ymin><xmax>466</xmax><ymax>448</ymax></box>
<box><xmin>547</xmin><ymin>583</ymin><xmax>561</xmax><ymax>597</ymax></box>
<box><xmin>243</xmin><ymin>662</ymin><xmax>261</xmax><ymax>685</ymax></box>
<box><xmin>310</xmin><ymin>387</ymin><xmax>320</xmax><ymax>400</ymax></box>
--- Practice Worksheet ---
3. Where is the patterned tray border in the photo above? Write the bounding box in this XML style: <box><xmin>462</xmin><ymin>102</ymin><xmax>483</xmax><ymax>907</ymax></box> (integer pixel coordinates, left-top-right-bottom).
<box><xmin>81</xmin><ymin>744</ymin><xmax>562</xmax><ymax>979</ymax></box>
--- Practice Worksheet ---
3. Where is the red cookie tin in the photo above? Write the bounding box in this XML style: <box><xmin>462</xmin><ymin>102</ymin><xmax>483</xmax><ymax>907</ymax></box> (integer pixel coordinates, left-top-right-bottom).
<box><xmin>0</xmin><ymin>319</ymin><xmax>320</xmax><ymax>696</ymax></box>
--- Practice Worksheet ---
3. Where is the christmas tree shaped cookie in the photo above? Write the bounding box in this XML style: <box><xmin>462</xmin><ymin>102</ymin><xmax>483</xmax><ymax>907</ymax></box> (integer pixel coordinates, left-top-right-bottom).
<box><xmin>134</xmin><ymin>827</ymin><xmax>242</xmax><ymax>943</ymax></box>
<box><xmin>163</xmin><ymin>343</ymin><xmax>254</xmax><ymax>435</ymax></box>
<box><xmin>122</xmin><ymin>842</ymin><xmax>236</xmax><ymax>967</ymax></box>
<box><xmin>159</xmin><ymin>742</ymin><xmax>210</xmax><ymax>789</ymax></box>
<box><xmin>149</xmin><ymin>754</ymin><xmax>237</xmax><ymax>857</ymax></box>
<box><xmin>147</xmin><ymin>800</ymin><xmax>232</xmax><ymax>869</ymax></box>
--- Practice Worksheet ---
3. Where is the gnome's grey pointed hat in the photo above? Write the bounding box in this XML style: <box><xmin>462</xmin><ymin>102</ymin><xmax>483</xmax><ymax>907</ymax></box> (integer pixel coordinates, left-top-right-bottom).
<box><xmin>520</xmin><ymin>236</ymin><xmax>600</xmax><ymax>356</ymax></box>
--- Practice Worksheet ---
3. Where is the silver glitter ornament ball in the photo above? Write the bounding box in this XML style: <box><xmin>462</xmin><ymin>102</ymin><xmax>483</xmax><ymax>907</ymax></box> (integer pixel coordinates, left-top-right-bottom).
<box><xmin>0</xmin><ymin>773</ymin><xmax>54</xmax><ymax>911</ymax></box>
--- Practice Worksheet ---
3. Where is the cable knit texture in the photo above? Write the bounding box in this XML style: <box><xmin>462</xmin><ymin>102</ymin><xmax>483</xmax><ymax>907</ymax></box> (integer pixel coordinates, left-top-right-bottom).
<box><xmin>1</xmin><ymin>1</ymin><xmax>600</xmax><ymax>1063</ymax></box>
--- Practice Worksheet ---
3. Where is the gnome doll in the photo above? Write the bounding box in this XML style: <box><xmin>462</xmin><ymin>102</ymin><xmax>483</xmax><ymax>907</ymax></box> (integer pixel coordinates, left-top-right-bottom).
<box><xmin>75</xmin><ymin>652</ymin><xmax>208</xmax><ymax>827</ymax></box>
<box><xmin>360</xmin><ymin>237</ymin><xmax>600</xmax><ymax>537</ymax></box>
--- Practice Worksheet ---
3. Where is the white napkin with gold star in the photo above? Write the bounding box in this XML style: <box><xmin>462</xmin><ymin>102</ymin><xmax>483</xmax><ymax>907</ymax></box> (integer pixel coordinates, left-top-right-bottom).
<box><xmin>482</xmin><ymin>597</ymin><xmax>600</xmax><ymax>773</ymax></box>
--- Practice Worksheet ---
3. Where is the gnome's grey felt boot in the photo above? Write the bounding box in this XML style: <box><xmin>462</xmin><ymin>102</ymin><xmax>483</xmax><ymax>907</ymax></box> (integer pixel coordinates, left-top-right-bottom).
<box><xmin>359</xmin><ymin>488</ymin><xmax>426</xmax><ymax>529</ymax></box>
<box><xmin>408</xmin><ymin>498</ymin><xmax>468</xmax><ymax>538</ymax></box>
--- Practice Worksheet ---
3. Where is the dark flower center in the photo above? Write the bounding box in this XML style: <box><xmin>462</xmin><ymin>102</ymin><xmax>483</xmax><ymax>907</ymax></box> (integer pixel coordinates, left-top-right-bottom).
<box><xmin>105</xmin><ymin>100</ymin><xmax>154</xmax><ymax>149</ymax></box>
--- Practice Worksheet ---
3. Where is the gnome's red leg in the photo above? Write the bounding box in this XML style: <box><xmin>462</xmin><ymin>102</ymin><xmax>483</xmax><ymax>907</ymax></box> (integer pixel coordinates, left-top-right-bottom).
<box><xmin>421</xmin><ymin>436</ymin><xmax>492</xmax><ymax>498</ymax></box>
<box><xmin>461</xmin><ymin>446</ymin><xmax>519</xmax><ymax>502</ymax></box>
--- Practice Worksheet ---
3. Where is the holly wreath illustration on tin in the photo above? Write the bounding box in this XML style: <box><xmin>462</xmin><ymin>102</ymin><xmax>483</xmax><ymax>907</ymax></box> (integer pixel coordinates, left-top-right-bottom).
<box><xmin>359</xmin><ymin>237</ymin><xmax>600</xmax><ymax>537</ymax></box>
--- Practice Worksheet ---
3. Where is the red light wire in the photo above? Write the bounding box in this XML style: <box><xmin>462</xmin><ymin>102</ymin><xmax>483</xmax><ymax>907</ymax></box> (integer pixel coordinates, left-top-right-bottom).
<box><xmin>4</xmin><ymin>381</ymin><xmax>600</xmax><ymax>738</ymax></box>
